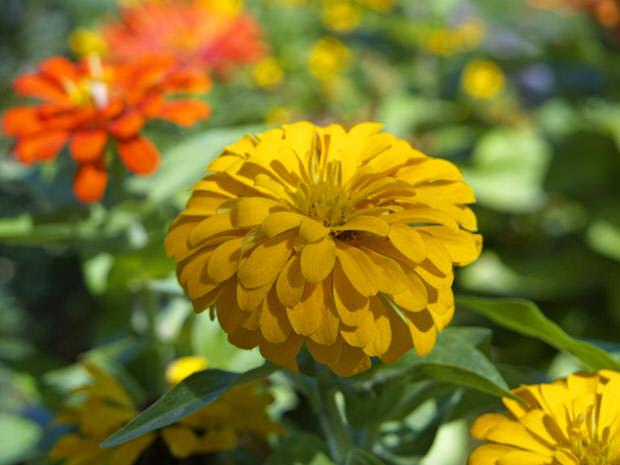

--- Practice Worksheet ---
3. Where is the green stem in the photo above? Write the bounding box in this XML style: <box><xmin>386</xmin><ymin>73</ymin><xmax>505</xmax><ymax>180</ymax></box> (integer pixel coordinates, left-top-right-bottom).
<box><xmin>141</xmin><ymin>285</ymin><xmax>166</xmax><ymax>394</ymax></box>
<box><xmin>315</xmin><ymin>377</ymin><xmax>353</xmax><ymax>463</ymax></box>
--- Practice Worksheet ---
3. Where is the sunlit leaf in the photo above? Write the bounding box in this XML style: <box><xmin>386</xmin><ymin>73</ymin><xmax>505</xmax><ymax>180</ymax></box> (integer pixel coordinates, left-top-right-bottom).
<box><xmin>457</xmin><ymin>296</ymin><xmax>620</xmax><ymax>371</ymax></box>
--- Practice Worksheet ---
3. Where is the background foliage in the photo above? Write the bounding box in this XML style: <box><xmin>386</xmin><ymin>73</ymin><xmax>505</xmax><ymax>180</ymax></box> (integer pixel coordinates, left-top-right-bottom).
<box><xmin>2</xmin><ymin>0</ymin><xmax>620</xmax><ymax>464</ymax></box>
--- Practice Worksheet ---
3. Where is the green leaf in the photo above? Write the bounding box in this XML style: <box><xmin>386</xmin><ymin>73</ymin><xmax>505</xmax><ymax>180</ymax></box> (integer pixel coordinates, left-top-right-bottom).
<box><xmin>457</xmin><ymin>296</ymin><xmax>620</xmax><ymax>371</ymax></box>
<box><xmin>266</xmin><ymin>432</ymin><xmax>333</xmax><ymax>465</ymax></box>
<box><xmin>102</xmin><ymin>362</ymin><xmax>277</xmax><ymax>448</ymax></box>
<box><xmin>0</xmin><ymin>413</ymin><xmax>41</xmax><ymax>465</ymax></box>
<box><xmin>375</xmin><ymin>327</ymin><xmax>515</xmax><ymax>400</ymax></box>
<box><xmin>345</xmin><ymin>449</ymin><xmax>386</xmax><ymax>465</ymax></box>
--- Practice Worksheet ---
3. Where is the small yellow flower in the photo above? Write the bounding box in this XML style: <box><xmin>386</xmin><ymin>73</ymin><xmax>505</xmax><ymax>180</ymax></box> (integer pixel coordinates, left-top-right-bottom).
<box><xmin>308</xmin><ymin>37</ymin><xmax>351</xmax><ymax>80</ymax></box>
<box><xmin>265</xmin><ymin>106</ymin><xmax>293</xmax><ymax>125</ymax></box>
<box><xmin>252</xmin><ymin>57</ymin><xmax>284</xmax><ymax>89</ymax></box>
<box><xmin>426</xmin><ymin>28</ymin><xmax>463</xmax><ymax>56</ymax></box>
<box><xmin>166</xmin><ymin>355</ymin><xmax>209</xmax><ymax>385</ymax></box>
<box><xmin>469</xmin><ymin>370</ymin><xmax>620</xmax><ymax>465</ymax></box>
<box><xmin>461</xmin><ymin>59</ymin><xmax>505</xmax><ymax>99</ymax></box>
<box><xmin>322</xmin><ymin>0</ymin><xmax>361</xmax><ymax>33</ymax></box>
<box><xmin>356</xmin><ymin>0</ymin><xmax>394</xmax><ymax>12</ymax></box>
<box><xmin>457</xmin><ymin>19</ymin><xmax>485</xmax><ymax>51</ymax></box>
<box><xmin>199</xmin><ymin>0</ymin><xmax>243</xmax><ymax>16</ymax></box>
<box><xmin>165</xmin><ymin>122</ymin><xmax>482</xmax><ymax>377</ymax></box>
<box><xmin>51</xmin><ymin>362</ymin><xmax>284</xmax><ymax>465</ymax></box>
<box><xmin>69</xmin><ymin>28</ymin><xmax>107</xmax><ymax>58</ymax></box>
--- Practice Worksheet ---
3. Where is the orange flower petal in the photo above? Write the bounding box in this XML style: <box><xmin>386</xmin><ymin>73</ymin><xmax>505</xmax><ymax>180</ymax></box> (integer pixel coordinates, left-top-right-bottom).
<box><xmin>13</xmin><ymin>73</ymin><xmax>67</xmax><ymax>102</ymax></box>
<box><xmin>158</xmin><ymin>100</ymin><xmax>211</xmax><ymax>127</ymax></box>
<box><xmin>2</xmin><ymin>107</ymin><xmax>41</xmax><ymax>136</ymax></box>
<box><xmin>15</xmin><ymin>131</ymin><xmax>69</xmax><ymax>164</ymax></box>
<box><xmin>70</xmin><ymin>130</ymin><xmax>108</xmax><ymax>163</ymax></box>
<box><xmin>39</xmin><ymin>56</ymin><xmax>79</xmax><ymax>83</ymax></box>
<box><xmin>74</xmin><ymin>162</ymin><xmax>108</xmax><ymax>203</ymax></box>
<box><xmin>108</xmin><ymin>111</ymin><xmax>145</xmax><ymax>139</ymax></box>
<box><xmin>117</xmin><ymin>137</ymin><xmax>160</xmax><ymax>175</ymax></box>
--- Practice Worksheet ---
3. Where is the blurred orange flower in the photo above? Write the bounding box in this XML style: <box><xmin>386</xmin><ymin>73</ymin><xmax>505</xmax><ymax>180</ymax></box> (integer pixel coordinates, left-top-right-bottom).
<box><xmin>101</xmin><ymin>0</ymin><xmax>266</xmax><ymax>75</ymax></box>
<box><xmin>2</xmin><ymin>54</ymin><xmax>211</xmax><ymax>202</ymax></box>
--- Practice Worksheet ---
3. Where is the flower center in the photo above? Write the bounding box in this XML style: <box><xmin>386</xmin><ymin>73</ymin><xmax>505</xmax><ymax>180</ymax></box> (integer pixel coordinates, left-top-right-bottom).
<box><xmin>64</xmin><ymin>56</ymin><xmax>110</xmax><ymax>109</ymax></box>
<box><xmin>564</xmin><ymin>408</ymin><xmax>613</xmax><ymax>465</ymax></box>
<box><xmin>290</xmin><ymin>158</ymin><xmax>356</xmax><ymax>226</ymax></box>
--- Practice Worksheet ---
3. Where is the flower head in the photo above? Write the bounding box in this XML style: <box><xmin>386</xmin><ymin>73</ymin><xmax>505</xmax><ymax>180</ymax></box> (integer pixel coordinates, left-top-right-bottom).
<box><xmin>308</xmin><ymin>38</ymin><xmax>351</xmax><ymax>80</ymax></box>
<box><xmin>165</xmin><ymin>122</ymin><xmax>481</xmax><ymax>377</ymax></box>
<box><xmin>2</xmin><ymin>54</ymin><xmax>210</xmax><ymax>202</ymax></box>
<box><xmin>101</xmin><ymin>0</ymin><xmax>265</xmax><ymax>75</ymax></box>
<box><xmin>461</xmin><ymin>59</ymin><xmax>505</xmax><ymax>99</ymax></box>
<box><xmin>166</xmin><ymin>355</ymin><xmax>209</xmax><ymax>385</ymax></box>
<box><xmin>469</xmin><ymin>370</ymin><xmax>620</xmax><ymax>465</ymax></box>
<box><xmin>51</xmin><ymin>362</ymin><xmax>284</xmax><ymax>465</ymax></box>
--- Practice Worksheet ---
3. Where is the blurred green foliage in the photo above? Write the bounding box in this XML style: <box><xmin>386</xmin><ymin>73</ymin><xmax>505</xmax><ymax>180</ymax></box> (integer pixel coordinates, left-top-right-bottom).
<box><xmin>2</xmin><ymin>0</ymin><xmax>620</xmax><ymax>464</ymax></box>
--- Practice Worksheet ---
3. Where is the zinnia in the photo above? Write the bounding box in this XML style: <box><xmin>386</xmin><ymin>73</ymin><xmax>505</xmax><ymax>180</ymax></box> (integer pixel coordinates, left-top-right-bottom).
<box><xmin>165</xmin><ymin>122</ymin><xmax>481</xmax><ymax>377</ymax></box>
<box><xmin>101</xmin><ymin>0</ymin><xmax>265</xmax><ymax>75</ymax></box>
<box><xmin>51</xmin><ymin>362</ymin><xmax>285</xmax><ymax>465</ymax></box>
<box><xmin>469</xmin><ymin>370</ymin><xmax>620</xmax><ymax>465</ymax></box>
<box><xmin>2</xmin><ymin>54</ymin><xmax>210</xmax><ymax>202</ymax></box>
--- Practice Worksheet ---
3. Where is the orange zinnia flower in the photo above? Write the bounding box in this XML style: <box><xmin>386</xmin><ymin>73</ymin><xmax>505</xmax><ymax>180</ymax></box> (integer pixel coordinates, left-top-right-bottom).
<box><xmin>2</xmin><ymin>54</ymin><xmax>211</xmax><ymax>202</ymax></box>
<box><xmin>101</xmin><ymin>0</ymin><xmax>265</xmax><ymax>75</ymax></box>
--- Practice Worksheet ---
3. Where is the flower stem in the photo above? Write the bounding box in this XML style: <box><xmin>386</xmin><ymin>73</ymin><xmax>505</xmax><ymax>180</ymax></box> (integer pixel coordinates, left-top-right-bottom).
<box><xmin>315</xmin><ymin>376</ymin><xmax>353</xmax><ymax>463</ymax></box>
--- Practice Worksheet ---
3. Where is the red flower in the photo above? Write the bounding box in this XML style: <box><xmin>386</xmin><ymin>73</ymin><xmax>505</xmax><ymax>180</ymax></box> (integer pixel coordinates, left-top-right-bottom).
<box><xmin>101</xmin><ymin>0</ymin><xmax>265</xmax><ymax>75</ymax></box>
<box><xmin>2</xmin><ymin>54</ymin><xmax>211</xmax><ymax>202</ymax></box>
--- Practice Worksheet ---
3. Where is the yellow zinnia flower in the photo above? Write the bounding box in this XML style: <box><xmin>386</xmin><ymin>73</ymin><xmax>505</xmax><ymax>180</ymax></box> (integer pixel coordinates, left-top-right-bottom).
<box><xmin>165</xmin><ymin>122</ymin><xmax>482</xmax><ymax>377</ymax></box>
<box><xmin>322</xmin><ymin>0</ymin><xmax>361</xmax><ymax>33</ymax></box>
<box><xmin>469</xmin><ymin>370</ymin><xmax>620</xmax><ymax>465</ymax></box>
<box><xmin>308</xmin><ymin>37</ymin><xmax>351</xmax><ymax>80</ymax></box>
<box><xmin>51</xmin><ymin>362</ymin><xmax>285</xmax><ymax>465</ymax></box>
<box><xmin>461</xmin><ymin>59</ymin><xmax>505</xmax><ymax>99</ymax></box>
<box><xmin>252</xmin><ymin>57</ymin><xmax>284</xmax><ymax>89</ymax></box>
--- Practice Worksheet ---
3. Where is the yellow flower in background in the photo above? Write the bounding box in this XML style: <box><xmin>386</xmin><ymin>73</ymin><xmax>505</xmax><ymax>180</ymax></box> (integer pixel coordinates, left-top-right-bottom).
<box><xmin>199</xmin><ymin>0</ymin><xmax>244</xmax><ymax>16</ymax></box>
<box><xmin>252</xmin><ymin>57</ymin><xmax>284</xmax><ymax>89</ymax></box>
<box><xmin>469</xmin><ymin>370</ymin><xmax>620</xmax><ymax>465</ymax></box>
<box><xmin>265</xmin><ymin>106</ymin><xmax>293</xmax><ymax>125</ymax></box>
<box><xmin>165</xmin><ymin>122</ymin><xmax>481</xmax><ymax>377</ymax></box>
<box><xmin>166</xmin><ymin>355</ymin><xmax>209</xmax><ymax>385</ymax></box>
<box><xmin>322</xmin><ymin>0</ymin><xmax>361</xmax><ymax>33</ymax></box>
<box><xmin>356</xmin><ymin>0</ymin><xmax>394</xmax><ymax>11</ymax></box>
<box><xmin>458</xmin><ymin>19</ymin><xmax>485</xmax><ymax>51</ymax></box>
<box><xmin>426</xmin><ymin>19</ymin><xmax>485</xmax><ymax>56</ymax></box>
<box><xmin>461</xmin><ymin>60</ymin><xmax>505</xmax><ymax>99</ymax></box>
<box><xmin>426</xmin><ymin>28</ymin><xmax>463</xmax><ymax>56</ymax></box>
<box><xmin>308</xmin><ymin>37</ymin><xmax>351</xmax><ymax>80</ymax></box>
<box><xmin>50</xmin><ymin>363</ymin><xmax>154</xmax><ymax>465</ymax></box>
<box><xmin>69</xmin><ymin>28</ymin><xmax>107</xmax><ymax>58</ymax></box>
<box><xmin>51</xmin><ymin>362</ymin><xmax>285</xmax><ymax>464</ymax></box>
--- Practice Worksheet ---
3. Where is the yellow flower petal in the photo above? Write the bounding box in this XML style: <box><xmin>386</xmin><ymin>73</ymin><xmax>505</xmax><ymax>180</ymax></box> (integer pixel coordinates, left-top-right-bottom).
<box><xmin>237</xmin><ymin>231</ymin><xmax>295</xmax><ymax>288</ymax></box>
<box><xmin>388</xmin><ymin>223</ymin><xmax>426</xmax><ymax>264</ymax></box>
<box><xmin>299</xmin><ymin>217</ymin><xmax>330</xmax><ymax>243</ymax></box>
<box><xmin>259</xmin><ymin>334</ymin><xmax>304</xmax><ymax>372</ymax></box>
<box><xmin>332</xmin><ymin>262</ymin><xmax>370</xmax><ymax>326</ymax></box>
<box><xmin>110</xmin><ymin>433</ymin><xmax>156</xmax><ymax>465</ymax></box>
<box><xmin>259</xmin><ymin>292</ymin><xmax>292</xmax><ymax>343</ymax></box>
<box><xmin>301</xmin><ymin>237</ymin><xmax>336</xmax><ymax>283</ymax></box>
<box><xmin>188</xmin><ymin>213</ymin><xmax>234</xmax><ymax>247</ymax></box>
<box><xmin>468</xmin><ymin>444</ymin><xmax>515</xmax><ymax>465</ymax></box>
<box><xmin>287</xmin><ymin>282</ymin><xmax>325</xmax><ymax>335</ymax></box>
<box><xmin>406</xmin><ymin>310</ymin><xmax>437</xmax><ymax>357</ymax></box>
<box><xmin>207</xmin><ymin>237</ymin><xmax>243</xmax><ymax>282</ymax></box>
<box><xmin>336</xmin><ymin>215</ymin><xmax>389</xmax><ymax>237</ymax></box>
<box><xmin>335</xmin><ymin>242</ymin><xmax>378</xmax><ymax>297</ymax></box>
<box><xmin>276</xmin><ymin>255</ymin><xmax>305</xmax><ymax>307</ymax></box>
<box><xmin>262</xmin><ymin>211</ymin><xmax>304</xmax><ymax>238</ymax></box>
